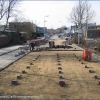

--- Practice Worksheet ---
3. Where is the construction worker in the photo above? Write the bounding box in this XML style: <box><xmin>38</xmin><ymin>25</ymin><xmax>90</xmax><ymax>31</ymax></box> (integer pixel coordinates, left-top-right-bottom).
<box><xmin>29</xmin><ymin>41</ymin><xmax>35</xmax><ymax>51</ymax></box>
<box><xmin>53</xmin><ymin>41</ymin><xmax>55</xmax><ymax>48</ymax></box>
<box><xmin>49</xmin><ymin>41</ymin><xmax>51</xmax><ymax>48</ymax></box>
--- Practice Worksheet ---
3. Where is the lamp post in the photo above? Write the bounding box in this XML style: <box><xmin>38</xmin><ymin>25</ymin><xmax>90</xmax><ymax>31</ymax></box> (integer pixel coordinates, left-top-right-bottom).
<box><xmin>78</xmin><ymin>0</ymin><xmax>81</xmax><ymax>45</ymax></box>
<box><xmin>59</xmin><ymin>21</ymin><xmax>63</xmax><ymax>33</ymax></box>
<box><xmin>44</xmin><ymin>15</ymin><xmax>49</xmax><ymax>38</ymax></box>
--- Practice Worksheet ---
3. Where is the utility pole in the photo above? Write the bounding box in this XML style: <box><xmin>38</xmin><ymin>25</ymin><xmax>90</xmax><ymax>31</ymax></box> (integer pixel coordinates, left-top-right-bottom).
<box><xmin>78</xmin><ymin>0</ymin><xmax>81</xmax><ymax>45</ymax></box>
<box><xmin>59</xmin><ymin>21</ymin><xmax>63</xmax><ymax>33</ymax></box>
<box><xmin>44</xmin><ymin>15</ymin><xmax>49</xmax><ymax>38</ymax></box>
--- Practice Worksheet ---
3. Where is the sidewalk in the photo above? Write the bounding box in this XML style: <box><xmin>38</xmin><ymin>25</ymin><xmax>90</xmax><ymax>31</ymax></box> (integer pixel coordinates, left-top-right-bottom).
<box><xmin>0</xmin><ymin>42</ymin><xmax>49</xmax><ymax>71</ymax></box>
<box><xmin>1</xmin><ymin>41</ymin><xmax>100</xmax><ymax>72</ymax></box>
<box><xmin>0</xmin><ymin>45</ymin><xmax>29</xmax><ymax>71</ymax></box>
<box><xmin>0</xmin><ymin>45</ymin><xmax>28</xmax><ymax>56</ymax></box>
<box><xmin>73</xmin><ymin>44</ymin><xmax>100</xmax><ymax>61</ymax></box>
<box><xmin>72</xmin><ymin>44</ymin><xmax>84</xmax><ymax>51</ymax></box>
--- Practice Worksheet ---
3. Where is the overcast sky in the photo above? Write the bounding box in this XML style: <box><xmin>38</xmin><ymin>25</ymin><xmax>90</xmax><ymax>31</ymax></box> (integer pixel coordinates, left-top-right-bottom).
<box><xmin>15</xmin><ymin>1</ymin><xmax>100</xmax><ymax>29</ymax></box>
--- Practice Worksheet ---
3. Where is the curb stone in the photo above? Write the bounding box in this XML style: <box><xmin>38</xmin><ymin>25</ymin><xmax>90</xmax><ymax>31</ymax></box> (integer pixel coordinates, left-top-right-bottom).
<box><xmin>0</xmin><ymin>51</ymin><xmax>30</xmax><ymax>72</ymax></box>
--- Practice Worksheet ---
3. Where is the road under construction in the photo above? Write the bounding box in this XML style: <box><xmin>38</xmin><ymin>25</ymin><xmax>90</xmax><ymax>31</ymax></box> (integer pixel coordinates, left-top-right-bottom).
<box><xmin>0</xmin><ymin>34</ymin><xmax>100</xmax><ymax>99</ymax></box>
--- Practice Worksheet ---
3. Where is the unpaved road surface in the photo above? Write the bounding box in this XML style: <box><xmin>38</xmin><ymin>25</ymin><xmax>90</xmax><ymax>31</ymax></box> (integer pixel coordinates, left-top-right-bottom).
<box><xmin>0</xmin><ymin>50</ymin><xmax>100</xmax><ymax>99</ymax></box>
<box><xmin>0</xmin><ymin>35</ymin><xmax>100</xmax><ymax>99</ymax></box>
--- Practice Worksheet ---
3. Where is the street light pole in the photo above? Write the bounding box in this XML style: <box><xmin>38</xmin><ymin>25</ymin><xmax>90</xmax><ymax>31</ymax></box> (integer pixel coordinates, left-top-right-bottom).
<box><xmin>78</xmin><ymin>0</ymin><xmax>81</xmax><ymax>45</ymax></box>
<box><xmin>44</xmin><ymin>15</ymin><xmax>49</xmax><ymax>38</ymax></box>
<box><xmin>44</xmin><ymin>16</ymin><xmax>45</xmax><ymax>37</ymax></box>
<box><xmin>59</xmin><ymin>21</ymin><xmax>63</xmax><ymax>33</ymax></box>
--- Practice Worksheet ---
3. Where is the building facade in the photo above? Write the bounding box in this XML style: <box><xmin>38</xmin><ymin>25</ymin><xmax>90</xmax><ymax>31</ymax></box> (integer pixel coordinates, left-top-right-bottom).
<box><xmin>96</xmin><ymin>25</ymin><xmax>100</xmax><ymax>29</ymax></box>
<box><xmin>36</xmin><ymin>26</ymin><xmax>45</xmax><ymax>37</ymax></box>
<box><xmin>9</xmin><ymin>22</ymin><xmax>36</xmax><ymax>33</ymax></box>
<box><xmin>84</xmin><ymin>29</ymin><xmax>100</xmax><ymax>39</ymax></box>
<box><xmin>73</xmin><ymin>23</ymin><xmax>96</xmax><ymax>33</ymax></box>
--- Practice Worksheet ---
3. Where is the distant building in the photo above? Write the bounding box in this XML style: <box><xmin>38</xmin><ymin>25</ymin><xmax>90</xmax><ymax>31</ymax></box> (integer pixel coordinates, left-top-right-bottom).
<box><xmin>84</xmin><ymin>29</ymin><xmax>100</xmax><ymax>39</ymax></box>
<box><xmin>47</xmin><ymin>28</ymin><xmax>56</xmax><ymax>34</ymax></box>
<box><xmin>9</xmin><ymin>22</ymin><xmax>36</xmax><ymax>33</ymax></box>
<box><xmin>87</xmin><ymin>23</ymin><xmax>97</xmax><ymax>29</ymax></box>
<box><xmin>96</xmin><ymin>25</ymin><xmax>100</xmax><ymax>29</ymax></box>
<box><xmin>36</xmin><ymin>27</ymin><xmax>44</xmax><ymax>33</ymax></box>
<box><xmin>68</xmin><ymin>23</ymin><xmax>96</xmax><ymax>37</ymax></box>
<box><xmin>36</xmin><ymin>26</ymin><xmax>47</xmax><ymax>37</ymax></box>
<box><xmin>0</xmin><ymin>25</ymin><xmax>9</xmax><ymax>33</ymax></box>
<box><xmin>56</xmin><ymin>27</ymin><xmax>65</xmax><ymax>33</ymax></box>
<box><xmin>74</xmin><ymin>23</ymin><xmax>96</xmax><ymax>33</ymax></box>
<box><xmin>56</xmin><ymin>28</ymin><xmax>61</xmax><ymax>33</ymax></box>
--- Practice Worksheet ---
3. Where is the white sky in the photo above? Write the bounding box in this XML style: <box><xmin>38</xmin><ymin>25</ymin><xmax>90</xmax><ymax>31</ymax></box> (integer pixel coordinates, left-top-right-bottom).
<box><xmin>15</xmin><ymin>1</ymin><xmax>100</xmax><ymax>29</ymax></box>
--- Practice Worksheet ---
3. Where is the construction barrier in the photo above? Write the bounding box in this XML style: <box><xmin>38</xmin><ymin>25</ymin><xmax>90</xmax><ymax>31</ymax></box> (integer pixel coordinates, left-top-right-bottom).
<box><xmin>27</xmin><ymin>37</ymin><xmax>45</xmax><ymax>46</ymax></box>
<box><xmin>83</xmin><ymin>49</ymin><xmax>92</xmax><ymax>61</ymax></box>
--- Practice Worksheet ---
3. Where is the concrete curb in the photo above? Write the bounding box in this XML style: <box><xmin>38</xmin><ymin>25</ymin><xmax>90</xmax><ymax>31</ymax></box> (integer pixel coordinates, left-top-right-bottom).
<box><xmin>73</xmin><ymin>44</ymin><xmax>100</xmax><ymax>61</ymax></box>
<box><xmin>0</xmin><ymin>51</ymin><xmax>30</xmax><ymax>72</ymax></box>
<box><xmin>0</xmin><ymin>49</ymin><xmax>18</xmax><ymax>56</ymax></box>
<box><xmin>0</xmin><ymin>44</ymin><xmax>48</xmax><ymax>72</ymax></box>
<box><xmin>0</xmin><ymin>45</ymin><xmax>29</xmax><ymax>56</ymax></box>
<box><xmin>46</xmin><ymin>50</ymin><xmax>82</xmax><ymax>51</ymax></box>
<box><xmin>72</xmin><ymin>44</ymin><xmax>84</xmax><ymax>50</ymax></box>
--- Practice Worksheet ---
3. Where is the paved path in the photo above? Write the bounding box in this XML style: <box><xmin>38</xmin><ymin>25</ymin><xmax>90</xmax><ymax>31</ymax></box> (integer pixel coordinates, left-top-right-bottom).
<box><xmin>72</xmin><ymin>44</ymin><xmax>84</xmax><ymax>51</ymax></box>
<box><xmin>92</xmin><ymin>52</ymin><xmax>100</xmax><ymax>61</ymax></box>
<box><xmin>0</xmin><ymin>45</ymin><xmax>29</xmax><ymax>71</ymax></box>
<box><xmin>73</xmin><ymin>44</ymin><xmax>100</xmax><ymax>61</ymax></box>
<box><xmin>0</xmin><ymin>45</ymin><xmax>28</xmax><ymax>55</ymax></box>
<box><xmin>0</xmin><ymin>43</ymin><xmax>49</xmax><ymax>71</ymax></box>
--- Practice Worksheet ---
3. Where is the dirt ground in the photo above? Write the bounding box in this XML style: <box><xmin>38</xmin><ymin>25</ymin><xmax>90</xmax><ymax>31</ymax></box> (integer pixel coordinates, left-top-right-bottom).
<box><xmin>0</xmin><ymin>50</ymin><xmax>100</xmax><ymax>99</ymax></box>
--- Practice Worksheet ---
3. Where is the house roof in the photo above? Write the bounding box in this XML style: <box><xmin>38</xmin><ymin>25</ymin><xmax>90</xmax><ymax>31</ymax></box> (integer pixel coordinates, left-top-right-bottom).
<box><xmin>0</xmin><ymin>28</ymin><xmax>15</xmax><ymax>32</ymax></box>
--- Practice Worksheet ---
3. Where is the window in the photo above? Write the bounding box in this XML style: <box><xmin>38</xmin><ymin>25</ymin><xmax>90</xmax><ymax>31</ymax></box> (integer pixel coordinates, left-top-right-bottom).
<box><xmin>90</xmin><ymin>33</ymin><xmax>93</xmax><ymax>38</ymax></box>
<box><xmin>14</xmin><ymin>24</ymin><xmax>16</xmax><ymax>28</ymax></box>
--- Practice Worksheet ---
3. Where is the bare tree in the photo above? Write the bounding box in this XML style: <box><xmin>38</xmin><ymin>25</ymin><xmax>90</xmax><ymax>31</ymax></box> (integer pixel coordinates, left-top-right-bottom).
<box><xmin>12</xmin><ymin>13</ymin><xmax>27</xmax><ymax>33</ymax></box>
<box><xmin>0</xmin><ymin>0</ymin><xmax>20</xmax><ymax>33</ymax></box>
<box><xmin>12</xmin><ymin>16</ymin><xmax>37</xmax><ymax>40</ymax></box>
<box><xmin>34</xmin><ymin>20</ymin><xmax>40</xmax><ymax>26</ymax></box>
<box><xmin>12</xmin><ymin>15</ymin><xmax>36</xmax><ymax>34</ymax></box>
<box><xmin>68</xmin><ymin>1</ymin><xmax>95</xmax><ymax>30</ymax></box>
